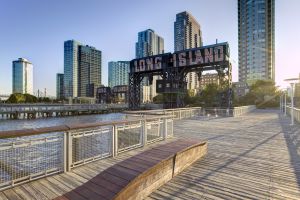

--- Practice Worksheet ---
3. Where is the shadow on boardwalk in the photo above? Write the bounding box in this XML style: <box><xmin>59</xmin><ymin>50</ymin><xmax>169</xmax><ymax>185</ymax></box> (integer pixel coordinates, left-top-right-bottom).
<box><xmin>279</xmin><ymin>114</ymin><xmax>300</xmax><ymax>189</ymax></box>
<box><xmin>150</xmin><ymin>109</ymin><xmax>300</xmax><ymax>199</ymax></box>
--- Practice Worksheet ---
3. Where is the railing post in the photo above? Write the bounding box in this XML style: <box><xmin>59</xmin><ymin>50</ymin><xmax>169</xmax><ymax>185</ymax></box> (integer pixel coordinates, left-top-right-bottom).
<box><xmin>112</xmin><ymin>125</ymin><xmax>118</xmax><ymax>157</ymax></box>
<box><xmin>142</xmin><ymin>120</ymin><xmax>147</xmax><ymax>146</ymax></box>
<box><xmin>163</xmin><ymin>118</ymin><xmax>167</xmax><ymax>140</ymax></box>
<box><xmin>64</xmin><ymin>131</ymin><xmax>72</xmax><ymax>172</ymax></box>
<box><xmin>284</xmin><ymin>92</ymin><xmax>287</xmax><ymax>116</ymax></box>
<box><xmin>63</xmin><ymin>132</ymin><xmax>67</xmax><ymax>172</ymax></box>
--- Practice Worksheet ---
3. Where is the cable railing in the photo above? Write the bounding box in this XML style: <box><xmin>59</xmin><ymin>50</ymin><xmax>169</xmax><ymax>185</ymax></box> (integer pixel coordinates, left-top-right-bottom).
<box><xmin>286</xmin><ymin>106</ymin><xmax>300</xmax><ymax>123</ymax></box>
<box><xmin>126</xmin><ymin>106</ymin><xmax>255</xmax><ymax>119</ymax></box>
<box><xmin>0</xmin><ymin>104</ymin><xmax>127</xmax><ymax>113</ymax></box>
<box><xmin>0</xmin><ymin>115</ymin><xmax>173</xmax><ymax>191</ymax></box>
<box><xmin>232</xmin><ymin>105</ymin><xmax>256</xmax><ymax>117</ymax></box>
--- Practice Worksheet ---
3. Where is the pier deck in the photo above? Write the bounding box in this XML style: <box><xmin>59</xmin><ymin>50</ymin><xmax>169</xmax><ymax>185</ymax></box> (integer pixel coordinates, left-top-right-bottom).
<box><xmin>0</xmin><ymin>109</ymin><xmax>300</xmax><ymax>199</ymax></box>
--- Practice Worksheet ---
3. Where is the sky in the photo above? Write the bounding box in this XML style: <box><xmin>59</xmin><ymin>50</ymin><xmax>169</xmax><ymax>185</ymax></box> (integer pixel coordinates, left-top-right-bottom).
<box><xmin>0</xmin><ymin>0</ymin><xmax>299</xmax><ymax>96</ymax></box>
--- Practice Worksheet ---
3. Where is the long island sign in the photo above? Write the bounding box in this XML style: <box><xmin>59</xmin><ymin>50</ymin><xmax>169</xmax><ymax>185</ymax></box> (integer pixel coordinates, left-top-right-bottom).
<box><xmin>130</xmin><ymin>42</ymin><xmax>230</xmax><ymax>73</ymax></box>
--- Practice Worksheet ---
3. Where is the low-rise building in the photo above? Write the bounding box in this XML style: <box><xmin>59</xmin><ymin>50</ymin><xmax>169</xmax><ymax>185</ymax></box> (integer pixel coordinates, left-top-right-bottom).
<box><xmin>233</xmin><ymin>82</ymin><xmax>249</xmax><ymax>97</ymax></box>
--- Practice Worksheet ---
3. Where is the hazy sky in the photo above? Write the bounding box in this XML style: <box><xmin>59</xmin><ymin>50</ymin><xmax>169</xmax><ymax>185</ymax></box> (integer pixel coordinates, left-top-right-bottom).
<box><xmin>0</xmin><ymin>0</ymin><xmax>299</xmax><ymax>96</ymax></box>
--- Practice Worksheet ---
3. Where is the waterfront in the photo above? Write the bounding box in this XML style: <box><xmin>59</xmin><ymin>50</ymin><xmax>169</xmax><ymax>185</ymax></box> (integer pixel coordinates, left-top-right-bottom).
<box><xmin>0</xmin><ymin>113</ymin><xmax>125</xmax><ymax>131</ymax></box>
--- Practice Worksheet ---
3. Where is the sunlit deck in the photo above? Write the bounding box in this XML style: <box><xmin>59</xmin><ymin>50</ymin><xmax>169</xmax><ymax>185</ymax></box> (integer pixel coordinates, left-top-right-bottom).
<box><xmin>0</xmin><ymin>109</ymin><xmax>299</xmax><ymax>199</ymax></box>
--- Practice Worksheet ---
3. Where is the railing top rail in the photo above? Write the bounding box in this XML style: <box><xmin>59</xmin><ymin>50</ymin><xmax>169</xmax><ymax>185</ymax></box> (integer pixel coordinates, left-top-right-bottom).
<box><xmin>286</xmin><ymin>106</ymin><xmax>300</xmax><ymax>111</ymax></box>
<box><xmin>0</xmin><ymin>115</ymin><xmax>172</xmax><ymax>139</ymax></box>
<box><xmin>124</xmin><ymin>107</ymin><xmax>202</xmax><ymax>114</ymax></box>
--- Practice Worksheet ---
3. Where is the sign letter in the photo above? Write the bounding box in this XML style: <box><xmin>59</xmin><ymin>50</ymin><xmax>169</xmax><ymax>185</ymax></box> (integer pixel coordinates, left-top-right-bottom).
<box><xmin>146</xmin><ymin>58</ymin><xmax>153</xmax><ymax>71</ymax></box>
<box><xmin>214</xmin><ymin>46</ymin><xmax>224</xmax><ymax>62</ymax></box>
<box><xmin>179</xmin><ymin>52</ymin><xmax>186</xmax><ymax>67</ymax></box>
<box><xmin>195</xmin><ymin>50</ymin><xmax>204</xmax><ymax>64</ymax></box>
<box><xmin>155</xmin><ymin>57</ymin><xmax>162</xmax><ymax>70</ymax></box>
<box><xmin>139</xmin><ymin>59</ymin><xmax>145</xmax><ymax>72</ymax></box>
<box><xmin>205</xmin><ymin>48</ymin><xmax>214</xmax><ymax>63</ymax></box>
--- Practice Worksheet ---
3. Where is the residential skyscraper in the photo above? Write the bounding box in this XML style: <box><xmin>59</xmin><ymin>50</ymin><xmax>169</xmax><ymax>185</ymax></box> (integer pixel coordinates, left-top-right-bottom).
<box><xmin>135</xmin><ymin>29</ymin><xmax>164</xmax><ymax>102</ymax></box>
<box><xmin>238</xmin><ymin>0</ymin><xmax>275</xmax><ymax>84</ymax></box>
<box><xmin>78</xmin><ymin>45</ymin><xmax>102</xmax><ymax>97</ymax></box>
<box><xmin>64</xmin><ymin>40</ymin><xmax>81</xmax><ymax>98</ymax></box>
<box><xmin>174</xmin><ymin>11</ymin><xmax>203</xmax><ymax>91</ymax></box>
<box><xmin>56</xmin><ymin>73</ymin><xmax>64</xmax><ymax>99</ymax></box>
<box><xmin>12</xmin><ymin>58</ymin><xmax>33</xmax><ymax>95</ymax></box>
<box><xmin>136</xmin><ymin>29</ymin><xmax>164</xmax><ymax>58</ymax></box>
<box><xmin>64</xmin><ymin>40</ymin><xmax>102</xmax><ymax>98</ymax></box>
<box><xmin>174</xmin><ymin>11</ymin><xmax>203</xmax><ymax>51</ymax></box>
<box><xmin>108</xmin><ymin>61</ymin><xmax>129</xmax><ymax>88</ymax></box>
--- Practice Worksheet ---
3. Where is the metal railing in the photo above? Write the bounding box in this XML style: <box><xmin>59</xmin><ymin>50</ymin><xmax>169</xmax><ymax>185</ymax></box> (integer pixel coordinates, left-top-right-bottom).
<box><xmin>0</xmin><ymin>104</ymin><xmax>127</xmax><ymax>113</ymax></box>
<box><xmin>232</xmin><ymin>105</ymin><xmax>256</xmax><ymax>117</ymax></box>
<box><xmin>0</xmin><ymin>115</ymin><xmax>173</xmax><ymax>191</ymax></box>
<box><xmin>126</xmin><ymin>106</ymin><xmax>255</xmax><ymax>119</ymax></box>
<box><xmin>286</xmin><ymin>106</ymin><xmax>300</xmax><ymax>123</ymax></box>
<box><xmin>125</xmin><ymin>107</ymin><xmax>202</xmax><ymax>120</ymax></box>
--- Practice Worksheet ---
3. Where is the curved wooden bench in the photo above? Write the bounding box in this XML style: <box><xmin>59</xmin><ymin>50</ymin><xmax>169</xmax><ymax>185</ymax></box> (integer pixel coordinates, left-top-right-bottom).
<box><xmin>56</xmin><ymin>139</ymin><xmax>207</xmax><ymax>200</ymax></box>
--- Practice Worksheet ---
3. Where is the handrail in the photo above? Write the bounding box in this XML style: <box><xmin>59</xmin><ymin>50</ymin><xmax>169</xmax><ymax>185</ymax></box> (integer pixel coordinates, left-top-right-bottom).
<box><xmin>286</xmin><ymin>106</ymin><xmax>300</xmax><ymax>123</ymax></box>
<box><xmin>0</xmin><ymin>113</ymin><xmax>174</xmax><ymax>191</ymax></box>
<box><xmin>0</xmin><ymin>115</ymin><xmax>171</xmax><ymax>139</ymax></box>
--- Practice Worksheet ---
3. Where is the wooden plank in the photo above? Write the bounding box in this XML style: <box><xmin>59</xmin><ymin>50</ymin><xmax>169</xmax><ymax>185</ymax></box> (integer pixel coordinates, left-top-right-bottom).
<box><xmin>2</xmin><ymin>190</ymin><xmax>21</xmax><ymax>200</ymax></box>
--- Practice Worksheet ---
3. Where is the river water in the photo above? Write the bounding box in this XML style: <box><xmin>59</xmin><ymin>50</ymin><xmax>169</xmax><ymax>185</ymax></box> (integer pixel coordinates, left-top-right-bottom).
<box><xmin>0</xmin><ymin>113</ymin><xmax>125</xmax><ymax>131</ymax></box>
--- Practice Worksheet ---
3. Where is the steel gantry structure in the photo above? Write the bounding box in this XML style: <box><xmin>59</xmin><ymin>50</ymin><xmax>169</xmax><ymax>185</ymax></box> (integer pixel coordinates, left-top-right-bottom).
<box><xmin>129</xmin><ymin>42</ymin><xmax>232</xmax><ymax>110</ymax></box>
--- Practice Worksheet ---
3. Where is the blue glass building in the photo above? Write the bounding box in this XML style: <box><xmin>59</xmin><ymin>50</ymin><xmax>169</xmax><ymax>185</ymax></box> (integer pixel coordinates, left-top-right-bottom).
<box><xmin>108</xmin><ymin>61</ymin><xmax>129</xmax><ymax>88</ymax></box>
<box><xmin>238</xmin><ymin>0</ymin><xmax>275</xmax><ymax>84</ymax></box>
<box><xmin>64</xmin><ymin>40</ymin><xmax>102</xmax><ymax>98</ymax></box>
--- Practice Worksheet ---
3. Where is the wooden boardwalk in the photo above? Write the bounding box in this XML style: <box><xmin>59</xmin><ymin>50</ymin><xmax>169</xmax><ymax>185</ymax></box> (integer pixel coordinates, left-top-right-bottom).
<box><xmin>148</xmin><ymin>109</ymin><xmax>300</xmax><ymax>200</ymax></box>
<box><xmin>0</xmin><ymin>109</ymin><xmax>300</xmax><ymax>199</ymax></box>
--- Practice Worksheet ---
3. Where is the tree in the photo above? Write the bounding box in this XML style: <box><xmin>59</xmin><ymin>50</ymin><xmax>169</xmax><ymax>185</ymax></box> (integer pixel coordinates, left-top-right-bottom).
<box><xmin>7</xmin><ymin>93</ymin><xmax>38</xmax><ymax>103</ymax></box>
<box><xmin>237</xmin><ymin>80</ymin><xmax>280</xmax><ymax>108</ymax></box>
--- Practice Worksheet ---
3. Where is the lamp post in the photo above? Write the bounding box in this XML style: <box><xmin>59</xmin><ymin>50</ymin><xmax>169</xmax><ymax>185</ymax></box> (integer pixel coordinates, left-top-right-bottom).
<box><xmin>284</xmin><ymin>78</ymin><xmax>300</xmax><ymax>125</ymax></box>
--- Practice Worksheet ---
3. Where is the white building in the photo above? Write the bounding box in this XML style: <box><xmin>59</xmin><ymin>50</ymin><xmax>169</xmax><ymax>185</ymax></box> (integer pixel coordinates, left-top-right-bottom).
<box><xmin>12</xmin><ymin>58</ymin><xmax>33</xmax><ymax>95</ymax></box>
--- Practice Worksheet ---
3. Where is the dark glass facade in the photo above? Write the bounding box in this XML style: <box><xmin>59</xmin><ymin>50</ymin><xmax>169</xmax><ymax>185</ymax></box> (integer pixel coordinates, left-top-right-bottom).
<box><xmin>64</xmin><ymin>40</ymin><xmax>102</xmax><ymax>98</ymax></box>
<box><xmin>56</xmin><ymin>73</ymin><xmax>64</xmax><ymax>99</ymax></box>
<box><xmin>238</xmin><ymin>0</ymin><xmax>275</xmax><ymax>84</ymax></box>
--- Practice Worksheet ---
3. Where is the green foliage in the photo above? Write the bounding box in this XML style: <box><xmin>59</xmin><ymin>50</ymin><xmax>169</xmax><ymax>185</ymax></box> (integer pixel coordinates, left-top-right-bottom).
<box><xmin>7</xmin><ymin>93</ymin><xmax>51</xmax><ymax>103</ymax></box>
<box><xmin>153</xmin><ymin>94</ymin><xmax>164</xmax><ymax>103</ymax></box>
<box><xmin>7</xmin><ymin>93</ymin><xmax>26</xmax><ymax>103</ymax></box>
<box><xmin>235</xmin><ymin>80</ymin><xmax>280</xmax><ymax>108</ymax></box>
<box><xmin>183</xmin><ymin>83</ymin><xmax>223</xmax><ymax>107</ymax></box>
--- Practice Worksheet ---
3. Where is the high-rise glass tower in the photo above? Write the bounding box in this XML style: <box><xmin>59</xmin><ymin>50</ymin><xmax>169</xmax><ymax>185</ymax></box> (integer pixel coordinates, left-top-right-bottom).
<box><xmin>56</xmin><ymin>73</ymin><xmax>64</xmax><ymax>99</ymax></box>
<box><xmin>64</xmin><ymin>40</ymin><xmax>81</xmax><ymax>98</ymax></box>
<box><xmin>135</xmin><ymin>29</ymin><xmax>164</xmax><ymax>58</ymax></box>
<box><xmin>64</xmin><ymin>40</ymin><xmax>102</xmax><ymax>98</ymax></box>
<box><xmin>174</xmin><ymin>11</ymin><xmax>203</xmax><ymax>90</ymax></box>
<box><xmin>135</xmin><ymin>29</ymin><xmax>164</xmax><ymax>102</ymax></box>
<box><xmin>108</xmin><ymin>61</ymin><xmax>129</xmax><ymax>88</ymax></box>
<box><xmin>12</xmin><ymin>58</ymin><xmax>33</xmax><ymax>95</ymax></box>
<box><xmin>238</xmin><ymin>0</ymin><xmax>275</xmax><ymax>84</ymax></box>
<box><xmin>78</xmin><ymin>45</ymin><xmax>102</xmax><ymax>97</ymax></box>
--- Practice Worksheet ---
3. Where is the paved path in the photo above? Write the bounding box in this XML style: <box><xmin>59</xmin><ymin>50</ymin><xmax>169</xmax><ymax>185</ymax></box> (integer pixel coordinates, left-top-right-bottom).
<box><xmin>0</xmin><ymin>109</ymin><xmax>299</xmax><ymax>199</ymax></box>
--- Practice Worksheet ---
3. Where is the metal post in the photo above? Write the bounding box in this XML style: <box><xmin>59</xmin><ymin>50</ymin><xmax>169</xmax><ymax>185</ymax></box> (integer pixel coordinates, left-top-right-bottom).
<box><xmin>284</xmin><ymin>92</ymin><xmax>287</xmax><ymax>116</ymax></box>
<box><xmin>142</xmin><ymin>120</ymin><xmax>147</xmax><ymax>146</ymax></box>
<box><xmin>279</xmin><ymin>95</ymin><xmax>282</xmax><ymax>113</ymax></box>
<box><xmin>163</xmin><ymin>118</ymin><xmax>167</xmax><ymax>140</ymax></box>
<box><xmin>291</xmin><ymin>83</ymin><xmax>295</xmax><ymax>125</ymax></box>
<box><xmin>66</xmin><ymin>131</ymin><xmax>72</xmax><ymax>172</ymax></box>
<box><xmin>112</xmin><ymin>125</ymin><xmax>118</xmax><ymax>157</ymax></box>
<box><xmin>63</xmin><ymin>132</ymin><xmax>68</xmax><ymax>172</ymax></box>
